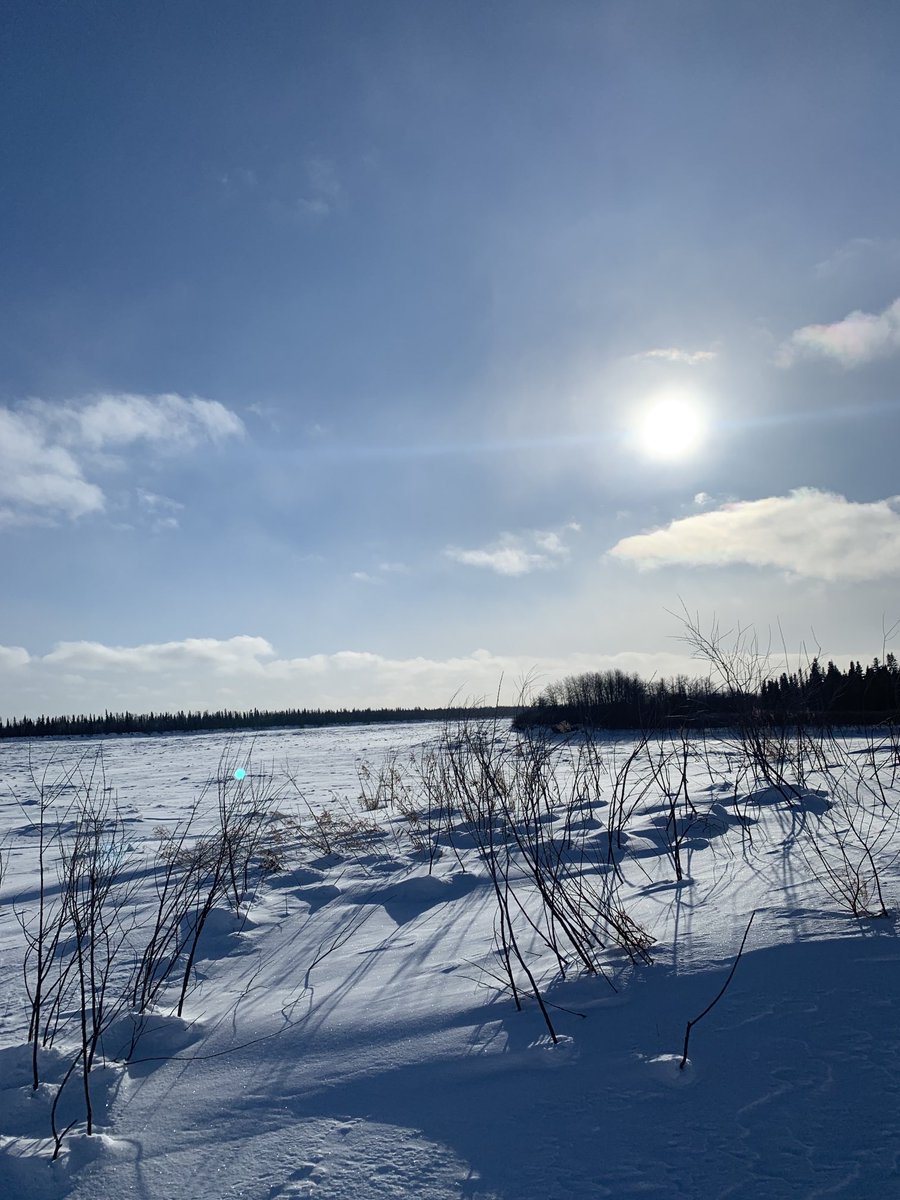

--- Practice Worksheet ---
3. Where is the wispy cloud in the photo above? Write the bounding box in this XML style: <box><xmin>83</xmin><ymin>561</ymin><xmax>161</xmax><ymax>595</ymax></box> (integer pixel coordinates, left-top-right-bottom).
<box><xmin>297</xmin><ymin>158</ymin><xmax>343</xmax><ymax>217</ymax></box>
<box><xmin>218</xmin><ymin>166</ymin><xmax>258</xmax><ymax>193</ymax></box>
<box><xmin>814</xmin><ymin>237</ymin><xmax>900</xmax><ymax>279</ymax></box>
<box><xmin>351</xmin><ymin>561</ymin><xmax>410</xmax><ymax>585</ymax></box>
<box><xmin>268</xmin><ymin>158</ymin><xmax>345</xmax><ymax>222</ymax></box>
<box><xmin>66</xmin><ymin>393</ymin><xmax>245</xmax><ymax>450</ymax></box>
<box><xmin>221</xmin><ymin>158</ymin><xmax>345</xmax><ymax>223</ymax></box>
<box><xmin>136</xmin><ymin>488</ymin><xmax>184</xmax><ymax>532</ymax></box>
<box><xmin>0</xmin><ymin>394</ymin><xmax>244</xmax><ymax>527</ymax></box>
<box><xmin>777</xmin><ymin>298</ymin><xmax>900</xmax><ymax>367</ymax></box>
<box><xmin>445</xmin><ymin>523</ymin><xmax>580</xmax><ymax>577</ymax></box>
<box><xmin>631</xmin><ymin>347</ymin><xmax>717</xmax><ymax>366</ymax></box>
<box><xmin>609</xmin><ymin>488</ymin><xmax>900</xmax><ymax>582</ymax></box>
<box><xmin>246</xmin><ymin>400</ymin><xmax>281</xmax><ymax>432</ymax></box>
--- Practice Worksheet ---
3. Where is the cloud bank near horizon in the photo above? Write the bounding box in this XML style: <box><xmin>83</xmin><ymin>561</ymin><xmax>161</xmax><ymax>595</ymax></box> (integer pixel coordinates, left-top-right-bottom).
<box><xmin>0</xmin><ymin>635</ymin><xmax>708</xmax><ymax>719</ymax></box>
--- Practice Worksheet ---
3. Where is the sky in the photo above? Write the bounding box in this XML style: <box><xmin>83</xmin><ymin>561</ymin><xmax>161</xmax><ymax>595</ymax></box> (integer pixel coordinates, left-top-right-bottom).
<box><xmin>3</xmin><ymin>0</ymin><xmax>900</xmax><ymax>716</ymax></box>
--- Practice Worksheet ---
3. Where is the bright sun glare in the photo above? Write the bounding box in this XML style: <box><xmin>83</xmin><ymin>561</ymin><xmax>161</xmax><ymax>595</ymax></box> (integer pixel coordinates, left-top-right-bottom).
<box><xmin>636</xmin><ymin>394</ymin><xmax>707</xmax><ymax>460</ymax></box>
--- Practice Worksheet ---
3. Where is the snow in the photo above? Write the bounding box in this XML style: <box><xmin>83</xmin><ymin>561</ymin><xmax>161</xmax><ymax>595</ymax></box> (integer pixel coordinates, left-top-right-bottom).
<box><xmin>1</xmin><ymin>720</ymin><xmax>899</xmax><ymax>1198</ymax></box>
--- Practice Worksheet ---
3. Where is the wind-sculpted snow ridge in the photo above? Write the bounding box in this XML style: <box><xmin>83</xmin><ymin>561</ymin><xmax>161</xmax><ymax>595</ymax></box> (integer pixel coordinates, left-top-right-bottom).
<box><xmin>0</xmin><ymin>720</ymin><xmax>899</xmax><ymax>1198</ymax></box>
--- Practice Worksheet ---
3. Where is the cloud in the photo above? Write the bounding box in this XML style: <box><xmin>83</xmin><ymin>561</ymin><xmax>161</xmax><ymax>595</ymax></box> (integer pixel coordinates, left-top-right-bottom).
<box><xmin>68</xmin><ymin>393</ymin><xmax>245</xmax><ymax>450</ymax></box>
<box><xmin>299</xmin><ymin>158</ymin><xmax>343</xmax><ymax>216</ymax></box>
<box><xmin>609</xmin><ymin>488</ymin><xmax>900</xmax><ymax>582</ymax></box>
<box><xmin>631</xmin><ymin>348</ymin><xmax>717</xmax><ymax>366</ymax></box>
<box><xmin>0</xmin><ymin>408</ymin><xmax>105</xmax><ymax>524</ymax></box>
<box><xmin>246</xmin><ymin>401</ymin><xmax>281</xmax><ymax>432</ymax></box>
<box><xmin>268</xmin><ymin>158</ymin><xmax>345</xmax><ymax>223</ymax></box>
<box><xmin>136</xmin><ymin>488</ymin><xmax>185</xmax><ymax>532</ymax></box>
<box><xmin>777</xmin><ymin>297</ymin><xmax>900</xmax><ymax>367</ymax></box>
<box><xmin>351</xmin><ymin>561</ymin><xmax>411</xmax><ymax>584</ymax></box>
<box><xmin>445</xmin><ymin>524</ymin><xmax>580</xmax><ymax>577</ymax></box>
<box><xmin>0</xmin><ymin>394</ymin><xmax>244</xmax><ymax>527</ymax></box>
<box><xmin>43</xmin><ymin>635</ymin><xmax>275</xmax><ymax>673</ymax></box>
<box><xmin>350</xmin><ymin>561</ymin><xmax>411</xmax><ymax>585</ymax></box>
<box><xmin>0</xmin><ymin>635</ymin><xmax>709</xmax><ymax>717</ymax></box>
<box><xmin>218</xmin><ymin>166</ymin><xmax>258</xmax><ymax>193</ymax></box>
<box><xmin>814</xmin><ymin>237</ymin><xmax>900</xmax><ymax>279</ymax></box>
<box><xmin>0</xmin><ymin>645</ymin><xmax>30</xmax><ymax>670</ymax></box>
<box><xmin>222</xmin><ymin>158</ymin><xmax>345</xmax><ymax>223</ymax></box>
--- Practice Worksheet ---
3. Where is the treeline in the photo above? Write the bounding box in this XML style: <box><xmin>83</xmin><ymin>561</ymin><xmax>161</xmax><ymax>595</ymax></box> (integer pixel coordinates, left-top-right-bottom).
<box><xmin>760</xmin><ymin>654</ymin><xmax>900</xmax><ymax>720</ymax></box>
<box><xmin>514</xmin><ymin>657</ymin><xmax>900</xmax><ymax>731</ymax></box>
<box><xmin>513</xmin><ymin>670</ymin><xmax>717</xmax><ymax>731</ymax></box>
<box><xmin>0</xmin><ymin>705</ymin><xmax>519</xmax><ymax>741</ymax></box>
<box><xmin>7</xmin><ymin>656</ymin><xmax>900</xmax><ymax>740</ymax></box>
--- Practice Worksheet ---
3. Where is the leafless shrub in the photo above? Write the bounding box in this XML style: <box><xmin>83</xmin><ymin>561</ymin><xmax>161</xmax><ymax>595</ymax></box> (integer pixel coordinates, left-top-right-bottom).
<box><xmin>11</xmin><ymin>746</ymin><xmax>283</xmax><ymax>1158</ymax></box>
<box><xmin>680</xmin><ymin>911</ymin><xmax>756</xmax><ymax>1069</ymax></box>
<box><xmin>130</xmin><ymin>807</ymin><xmax>205</xmax><ymax>1018</ymax></box>
<box><xmin>794</xmin><ymin>729</ymin><xmax>899</xmax><ymax>918</ymax></box>
<box><xmin>601</xmin><ymin>732</ymin><xmax>656</xmax><ymax>869</ymax></box>
<box><xmin>357</xmin><ymin>751</ymin><xmax>414</xmax><ymax>812</ymax></box>
<box><xmin>284</xmin><ymin>770</ymin><xmax>387</xmax><ymax>860</ymax></box>
<box><xmin>642</xmin><ymin>731</ymin><xmax>704</xmax><ymax>883</ymax></box>
<box><xmin>677</xmin><ymin>610</ymin><xmax>899</xmax><ymax>918</ymax></box>
<box><xmin>10</xmin><ymin>751</ymin><xmax>137</xmax><ymax>1156</ymax></box>
<box><xmin>173</xmin><ymin>756</ymin><xmax>282</xmax><ymax>1015</ymax></box>
<box><xmin>426</xmin><ymin>715</ymin><xmax>653</xmax><ymax>1037</ymax></box>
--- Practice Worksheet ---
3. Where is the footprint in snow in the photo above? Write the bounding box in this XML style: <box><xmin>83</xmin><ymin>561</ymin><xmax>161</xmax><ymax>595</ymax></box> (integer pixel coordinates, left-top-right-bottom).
<box><xmin>269</xmin><ymin>1161</ymin><xmax>326</xmax><ymax>1198</ymax></box>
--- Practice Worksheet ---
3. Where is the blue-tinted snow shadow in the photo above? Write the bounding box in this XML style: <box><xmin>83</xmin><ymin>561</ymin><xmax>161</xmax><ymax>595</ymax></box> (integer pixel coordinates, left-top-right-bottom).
<box><xmin>342</xmin><ymin>872</ymin><xmax>481</xmax><ymax>925</ymax></box>
<box><xmin>264</xmin><ymin>934</ymin><xmax>900</xmax><ymax>1200</ymax></box>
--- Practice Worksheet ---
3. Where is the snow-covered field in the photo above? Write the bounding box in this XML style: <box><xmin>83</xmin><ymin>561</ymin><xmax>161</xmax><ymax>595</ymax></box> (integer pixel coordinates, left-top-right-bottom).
<box><xmin>1</xmin><ymin>720</ymin><xmax>899</xmax><ymax>1199</ymax></box>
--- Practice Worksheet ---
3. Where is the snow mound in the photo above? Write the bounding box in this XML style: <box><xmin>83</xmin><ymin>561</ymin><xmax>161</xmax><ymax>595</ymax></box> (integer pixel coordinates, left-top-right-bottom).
<box><xmin>103</xmin><ymin>1011</ymin><xmax>203</xmax><ymax>1067</ymax></box>
<box><xmin>642</xmin><ymin>1053</ymin><xmax>696</xmax><ymax>1087</ymax></box>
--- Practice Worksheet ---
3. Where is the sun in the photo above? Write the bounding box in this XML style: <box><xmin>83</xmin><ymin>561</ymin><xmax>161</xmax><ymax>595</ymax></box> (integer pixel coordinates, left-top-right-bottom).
<box><xmin>635</xmin><ymin>393</ymin><xmax>707</xmax><ymax>460</ymax></box>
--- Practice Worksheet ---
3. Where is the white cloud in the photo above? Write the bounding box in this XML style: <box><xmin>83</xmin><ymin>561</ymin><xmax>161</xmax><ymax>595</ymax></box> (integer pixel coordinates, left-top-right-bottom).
<box><xmin>0</xmin><ymin>635</ymin><xmax>709</xmax><ymax>717</ymax></box>
<box><xmin>0</xmin><ymin>394</ymin><xmax>244</xmax><ymax>528</ymax></box>
<box><xmin>68</xmin><ymin>393</ymin><xmax>245</xmax><ymax>450</ymax></box>
<box><xmin>447</xmin><ymin>544</ymin><xmax>546</xmax><ymax>575</ymax></box>
<box><xmin>445</xmin><ymin>524</ymin><xmax>580</xmax><ymax>577</ymax></box>
<box><xmin>609</xmin><ymin>488</ymin><xmax>900</xmax><ymax>582</ymax></box>
<box><xmin>351</xmin><ymin>562</ymin><xmax>410</xmax><ymax>584</ymax></box>
<box><xmin>0</xmin><ymin>408</ymin><xmax>105</xmax><ymax>524</ymax></box>
<box><xmin>632</xmin><ymin>348</ymin><xmax>717</xmax><ymax>366</ymax></box>
<box><xmin>777</xmin><ymin>297</ymin><xmax>900</xmax><ymax>367</ymax></box>
<box><xmin>0</xmin><ymin>645</ymin><xmax>30</xmax><ymax>670</ymax></box>
<box><xmin>42</xmin><ymin>635</ymin><xmax>274</xmax><ymax>673</ymax></box>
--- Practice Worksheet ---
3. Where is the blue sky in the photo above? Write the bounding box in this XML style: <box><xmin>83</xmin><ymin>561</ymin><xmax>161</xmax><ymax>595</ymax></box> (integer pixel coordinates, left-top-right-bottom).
<box><xmin>3</xmin><ymin>1</ymin><xmax>900</xmax><ymax>715</ymax></box>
